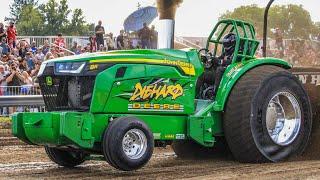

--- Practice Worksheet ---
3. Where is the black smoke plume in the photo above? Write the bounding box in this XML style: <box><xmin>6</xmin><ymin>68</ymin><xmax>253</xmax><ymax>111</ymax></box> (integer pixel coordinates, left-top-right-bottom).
<box><xmin>156</xmin><ymin>0</ymin><xmax>183</xmax><ymax>19</ymax></box>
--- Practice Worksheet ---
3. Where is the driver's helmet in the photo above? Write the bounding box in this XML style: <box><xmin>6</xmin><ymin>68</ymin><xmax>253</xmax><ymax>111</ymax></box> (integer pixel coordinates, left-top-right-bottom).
<box><xmin>222</xmin><ymin>33</ymin><xmax>237</xmax><ymax>56</ymax></box>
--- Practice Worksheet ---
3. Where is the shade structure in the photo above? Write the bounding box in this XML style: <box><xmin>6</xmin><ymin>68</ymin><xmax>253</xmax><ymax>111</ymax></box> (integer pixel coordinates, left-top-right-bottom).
<box><xmin>124</xmin><ymin>6</ymin><xmax>158</xmax><ymax>32</ymax></box>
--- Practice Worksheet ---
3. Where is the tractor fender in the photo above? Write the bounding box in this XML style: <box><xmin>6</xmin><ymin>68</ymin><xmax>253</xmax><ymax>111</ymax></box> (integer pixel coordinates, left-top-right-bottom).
<box><xmin>213</xmin><ymin>57</ymin><xmax>291</xmax><ymax>111</ymax></box>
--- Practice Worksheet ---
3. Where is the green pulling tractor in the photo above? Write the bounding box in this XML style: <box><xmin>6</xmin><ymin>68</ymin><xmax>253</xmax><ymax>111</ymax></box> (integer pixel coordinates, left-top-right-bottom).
<box><xmin>12</xmin><ymin>19</ymin><xmax>312</xmax><ymax>171</ymax></box>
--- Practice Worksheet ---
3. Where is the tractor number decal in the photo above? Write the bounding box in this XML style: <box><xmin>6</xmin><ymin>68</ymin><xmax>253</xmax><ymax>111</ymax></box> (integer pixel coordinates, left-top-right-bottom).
<box><xmin>129</xmin><ymin>82</ymin><xmax>183</xmax><ymax>101</ymax></box>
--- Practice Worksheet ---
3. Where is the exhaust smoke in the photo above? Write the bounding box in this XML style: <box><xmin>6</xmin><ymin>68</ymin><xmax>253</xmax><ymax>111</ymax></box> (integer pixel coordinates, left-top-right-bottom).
<box><xmin>156</xmin><ymin>0</ymin><xmax>183</xmax><ymax>20</ymax></box>
<box><xmin>156</xmin><ymin>0</ymin><xmax>183</xmax><ymax>49</ymax></box>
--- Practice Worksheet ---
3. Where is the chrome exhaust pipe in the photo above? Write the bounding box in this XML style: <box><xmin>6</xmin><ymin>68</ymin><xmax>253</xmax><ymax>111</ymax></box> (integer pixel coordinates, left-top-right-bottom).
<box><xmin>156</xmin><ymin>0</ymin><xmax>182</xmax><ymax>49</ymax></box>
<box><xmin>157</xmin><ymin>19</ymin><xmax>175</xmax><ymax>49</ymax></box>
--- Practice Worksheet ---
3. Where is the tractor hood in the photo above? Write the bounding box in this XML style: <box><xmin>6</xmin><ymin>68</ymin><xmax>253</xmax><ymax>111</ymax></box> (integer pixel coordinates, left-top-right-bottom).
<box><xmin>45</xmin><ymin>49</ymin><xmax>192</xmax><ymax>63</ymax></box>
<box><xmin>39</xmin><ymin>48</ymin><xmax>201</xmax><ymax>77</ymax></box>
<box><xmin>37</xmin><ymin>48</ymin><xmax>203</xmax><ymax>113</ymax></box>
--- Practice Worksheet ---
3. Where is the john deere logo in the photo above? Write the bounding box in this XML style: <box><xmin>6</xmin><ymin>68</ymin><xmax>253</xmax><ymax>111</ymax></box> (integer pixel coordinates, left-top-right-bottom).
<box><xmin>46</xmin><ymin>76</ymin><xmax>53</xmax><ymax>86</ymax></box>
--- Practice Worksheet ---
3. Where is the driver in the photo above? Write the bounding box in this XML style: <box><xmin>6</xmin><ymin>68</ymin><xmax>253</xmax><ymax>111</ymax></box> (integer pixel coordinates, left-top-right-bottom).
<box><xmin>196</xmin><ymin>33</ymin><xmax>237</xmax><ymax>99</ymax></box>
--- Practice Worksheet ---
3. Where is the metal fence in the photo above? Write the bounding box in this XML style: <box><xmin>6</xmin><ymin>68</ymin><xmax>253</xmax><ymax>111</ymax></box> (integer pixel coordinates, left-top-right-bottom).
<box><xmin>17</xmin><ymin>36</ymin><xmax>90</xmax><ymax>49</ymax></box>
<box><xmin>0</xmin><ymin>85</ymin><xmax>45</xmax><ymax>117</ymax></box>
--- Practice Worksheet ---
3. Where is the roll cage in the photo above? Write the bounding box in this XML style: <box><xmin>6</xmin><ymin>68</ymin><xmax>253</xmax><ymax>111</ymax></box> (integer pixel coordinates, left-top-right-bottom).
<box><xmin>205</xmin><ymin>19</ymin><xmax>260</xmax><ymax>64</ymax></box>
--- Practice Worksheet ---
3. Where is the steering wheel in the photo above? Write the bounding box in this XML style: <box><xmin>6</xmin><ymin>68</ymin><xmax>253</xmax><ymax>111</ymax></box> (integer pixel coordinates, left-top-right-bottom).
<box><xmin>198</xmin><ymin>48</ymin><xmax>214</xmax><ymax>69</ymax></box>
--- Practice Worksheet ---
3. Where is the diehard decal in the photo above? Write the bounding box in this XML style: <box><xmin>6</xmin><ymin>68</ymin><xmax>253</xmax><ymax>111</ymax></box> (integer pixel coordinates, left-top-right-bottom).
<box><xmin>123</xmin><ymin>79</ymin><xmax>186</xmax><ymax>112</ymax></box>
<box><xmin>129</xmin><ymin>82</ymin><xmax>183</xmax><ymax>101</ymax></box>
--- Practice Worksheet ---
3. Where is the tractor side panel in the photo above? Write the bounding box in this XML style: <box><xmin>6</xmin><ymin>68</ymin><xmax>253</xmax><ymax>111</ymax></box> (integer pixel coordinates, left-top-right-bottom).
<box><xmin>214</xmin><ymin>58</ymin><xmax>291</xmax><ymax>111</ymax></box>
<box><xmin>104</xmin><ymin>65</ymin><xmax>196</xmax><ymax>115</ymax></box>
<box><xmin>90</xmin><ymin>64</ymin><xmax>147</xmax><ymax>113</ymax></box>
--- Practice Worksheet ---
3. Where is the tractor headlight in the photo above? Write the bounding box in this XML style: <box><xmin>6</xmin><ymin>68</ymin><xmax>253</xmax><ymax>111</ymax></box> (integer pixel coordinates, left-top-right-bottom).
<box><xmin>55</xmin><ymin>62</ymin><xmax>86</xmax><ymax>74</ymax></box>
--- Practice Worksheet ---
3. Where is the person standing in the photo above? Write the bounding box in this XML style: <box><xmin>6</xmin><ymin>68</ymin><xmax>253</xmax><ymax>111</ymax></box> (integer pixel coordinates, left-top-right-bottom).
<box><xmin>116</xmin><ymin>30</ymin><xmax>125</xmax><ymax>50</ymax></box>
<box><xmin>106</xmin><ymin>33</ymin><xmax>115</xmax><ymax>50</ymax></box>
<box><xmin>35</xmin><ymin>47</ymin><xmax>45</xmax><ymax>62</ymax></box>
<box><xmin>70</xmin><ymin>41</ymin><xmax>77</xmax><ymax>54</ymax></box>
<box><xmin>0</xmin><ymin>37</ymin><xmax>10</xmax><ymax>55</ymax></box>
<box><xmin>150</xmin><ymin>25</ymin><xmax>158</xmax><ymax>49</ymax></box>
<box><xmin>89</xmin><ymin>36</ymin><xmax>97</xmax><ymax>52</ymax></box>
<box><xmin>6</xmin><ymin>63</ymin><xmax>24</xmax><ymax>92</ymax></box>
<box><xmin>274</xmin><ymin>28</ymin><xmax>284</xmax><ymax>58</ymax></box>
<box><xmin>138</xmin><ymin>23</ymin><xmax>151</xmax><ymax>49</ymax></box>
<box><xmin>18</xmin><ymin>40</ymin><xmax>28</xmax><ymax>59</ymax></box>
<box><xmin>25</xmin><ymin>52</ymin><xmax>35</xmax><ymax>71</ymax></box>
<box><xmin>42</xmin><ymin>40</ymin><xmax>50</xmax><ymax>55</ymax></box>
<box><xmin>0</xmin><ymin>23</ymin><xmax>6</xmax><ymax>42</ymax></box>
<box><xmin>0</xmin><ymin>64</ymin><xmax>8</xmax><ymax>115</ymax></box>
<box><xmin>95</xmin><ymin>20</ymin><xmax>105</xmax><ymax>48</ymax></box>
<box><xmin>30</xmin><ymin>41</ymin><xmax>37</xmax><ymax>54</ymax></box>
<box><xmin>6</xmin><ymin>22</ymin><xmax>17</xmax><ymax>49</ymax></box>
<box><xmin>0</xmin><ymin>64</ymin><xmax>8</xmax><ymax>93</ymax></box>
<box><xmin>54</xmin><ymin>33</ymin><xmax>65</xmax><ymax>53</ymax></box>
<box><xmin>275</xmin><ymin>28</ymin><xmax>284</xmax><ymax>50</ymax></box>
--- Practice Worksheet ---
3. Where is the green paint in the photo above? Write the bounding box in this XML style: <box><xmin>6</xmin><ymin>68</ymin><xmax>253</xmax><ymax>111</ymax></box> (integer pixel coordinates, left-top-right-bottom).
<box><xmin>12</xmin><ymin>19</ymin><xmax>291</xmax><ymax>151</ymax></box>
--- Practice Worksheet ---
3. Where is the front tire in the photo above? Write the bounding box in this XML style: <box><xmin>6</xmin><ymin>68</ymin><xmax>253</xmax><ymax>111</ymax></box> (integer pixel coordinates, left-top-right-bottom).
<box><xmin>103</xmin><ymin>117</ymin><xmax>154</xmax><ymax>171</ymax></box>
<box><xmin>45</xmin><ymin>147</ymin><xmax>87</xmax><ymax>167</ymax></box>
<box><xmin>224</xmin><ymin>65</ymin><xmax>312</xmax><ymax>162</ymax></box>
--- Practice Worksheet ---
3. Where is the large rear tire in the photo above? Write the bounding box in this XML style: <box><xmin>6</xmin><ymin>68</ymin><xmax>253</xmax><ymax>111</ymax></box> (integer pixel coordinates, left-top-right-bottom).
<box><xmin>45</xmin><ymin>147</ymin><xmax>87</xmax><ymax>167</ymax></box>
<box><xmin>224</xmin><ymin>65</ymin><xmax>312</xmax><ymax>162</ymax></box>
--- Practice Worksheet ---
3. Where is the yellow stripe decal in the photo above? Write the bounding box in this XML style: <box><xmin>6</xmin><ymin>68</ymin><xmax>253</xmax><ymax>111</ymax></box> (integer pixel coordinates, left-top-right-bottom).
<box><xmin>89</xmin><ymin>58</ymin><xmax>195</xmax><ymax>76</ymax></box>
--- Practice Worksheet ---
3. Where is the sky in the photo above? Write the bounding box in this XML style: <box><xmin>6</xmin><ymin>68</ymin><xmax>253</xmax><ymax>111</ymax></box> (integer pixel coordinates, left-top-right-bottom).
<box><xmin>0</xmin><ymin>0</ymin><xmax>319</xmax><ymax>37</ymax></box>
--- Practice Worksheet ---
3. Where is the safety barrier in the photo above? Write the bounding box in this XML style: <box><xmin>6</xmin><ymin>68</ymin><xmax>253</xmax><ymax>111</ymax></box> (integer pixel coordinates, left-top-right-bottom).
<box><xmin>0</xmin><ymin>86</ymin><xmax>45</xmax><ymax>117</ymax></box>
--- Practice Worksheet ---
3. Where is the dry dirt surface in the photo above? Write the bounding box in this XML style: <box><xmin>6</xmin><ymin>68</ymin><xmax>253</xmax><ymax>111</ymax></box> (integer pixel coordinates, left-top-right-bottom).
<box><xmin>1</xmin><ymin>145</ymin><xmax>320</xmax><ymax>179</ymax></box>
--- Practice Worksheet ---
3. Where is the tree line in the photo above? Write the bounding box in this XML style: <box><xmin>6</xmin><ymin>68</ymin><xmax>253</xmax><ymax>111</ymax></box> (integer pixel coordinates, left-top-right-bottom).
<box><xmin>220</xmin><ymin>4</ymin><xmax>320</xmax><ymax>40</ymax></box>
<box><xmin>8</xmin><ymin>0</ymin><xmax>93</xmax><ymax>36</ymax></box>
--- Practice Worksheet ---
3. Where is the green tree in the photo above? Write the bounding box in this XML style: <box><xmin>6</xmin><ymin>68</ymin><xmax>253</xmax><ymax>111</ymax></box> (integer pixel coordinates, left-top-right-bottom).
<box><xmin>39</xmin><ymin>0</ymin><xmax>69</xmax><ymax>35</ymax></box>
<box><xmin>16</xmin><ymin>4</ymin><xmax>45</xmax><ymax>35</ymax></box>
<box><xmin>221</xmin><ymin>5</ymin><xmax>264</xmax><ymax>38</ymax></box>
<box><xmin>220</xmin><ymin>4</ymin><xmax>319</xmax><ymax>39</ymax></box>
<box><xmin>9</xmin><ymin>0</ymin><xmax>38</xmax><ymax>22</ymax></box>
<box><xmin>67</xmin><ymin>9</ymin><xmax>90</xmax><ymax>36</ymax></box>
<box><xmin>39</xmin><ymin>0</ymin><xmax>90</xmax><ymax>35</ymax></box>
<box><xmin>8</xmin><ymin>0</ymin><xmax>92</xmax><ymax>36</ymax></box>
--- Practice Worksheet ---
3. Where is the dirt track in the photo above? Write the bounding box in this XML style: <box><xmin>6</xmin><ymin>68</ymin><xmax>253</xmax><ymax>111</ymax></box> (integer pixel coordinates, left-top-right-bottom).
<box><xmin>1</xmin><ymin>145</ymin><xmax>320</xmax><ymax>179</ymax></box>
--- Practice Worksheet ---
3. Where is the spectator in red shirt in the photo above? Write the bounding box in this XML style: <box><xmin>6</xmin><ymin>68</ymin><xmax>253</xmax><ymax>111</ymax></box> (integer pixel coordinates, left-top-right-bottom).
<box><xmin>54</xmin><ymin>33</ymin><xmax>65</xmax><ymax>53</ymax></box>
<box><xmin>6</xmin><ymin>22</ymin><xmax>17</xmax><ymax>49</ymax></box>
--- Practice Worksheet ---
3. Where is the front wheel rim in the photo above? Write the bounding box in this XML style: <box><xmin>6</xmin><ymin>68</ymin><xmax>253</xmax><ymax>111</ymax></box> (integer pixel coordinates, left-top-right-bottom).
<box><xmin>122</xmin><ymin>129</ymin><xmax>147</xmax><ymax>160</ymax></box>
<box><xmin>266</xmin><ymin>91</ymin><xmax>302</xmax><ymax>146</ymax></box>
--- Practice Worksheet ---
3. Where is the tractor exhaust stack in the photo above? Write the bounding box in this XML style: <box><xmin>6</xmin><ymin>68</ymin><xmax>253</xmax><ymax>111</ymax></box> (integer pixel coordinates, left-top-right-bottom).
<box><xmin>156</xmin><ymin>0</ymin><xmax>183</xmax><ymax>49</ymax></box>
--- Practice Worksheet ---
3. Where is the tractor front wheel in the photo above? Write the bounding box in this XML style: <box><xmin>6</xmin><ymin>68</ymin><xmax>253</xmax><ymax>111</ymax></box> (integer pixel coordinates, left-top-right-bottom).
<box><xmin>224</xmin><ymin>65</ymin><xmax>312</xmax><ymax>162</ymax></box>
<box><xmin>102</xmin><ymin>117</ymin><xmax>154</xmax><ymax>171</ymax></box>
<box><xmin>45</xmin><ymin>147</ymin><xmax>87</xmax><ymax>167</ymax></box>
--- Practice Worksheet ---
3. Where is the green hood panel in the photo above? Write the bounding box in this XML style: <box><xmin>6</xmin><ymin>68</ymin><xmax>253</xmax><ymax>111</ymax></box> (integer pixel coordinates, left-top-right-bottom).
<box><xmin>46</xmin><ymin>49</ymin><xmax>194</xmax><ymax>63</ymax></box>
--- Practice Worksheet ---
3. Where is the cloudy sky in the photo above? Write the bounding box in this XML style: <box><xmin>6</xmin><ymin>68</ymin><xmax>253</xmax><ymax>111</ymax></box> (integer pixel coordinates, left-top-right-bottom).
<box><xmin>0</xmin><ymin>0</ymin><xmax>319</xmax><ymax>36</ymax></box>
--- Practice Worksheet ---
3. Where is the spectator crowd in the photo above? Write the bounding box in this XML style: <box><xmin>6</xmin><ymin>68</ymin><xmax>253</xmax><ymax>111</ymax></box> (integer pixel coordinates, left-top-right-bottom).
<box><xmin>263</xmin><ymin>28</ymin><xmax>320</xmax><ymax>67</ymax></box>
<box><xmin>0</xmin><ymin>20</ymin><xmax>159</xmax><ymax>97</ymax></box>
